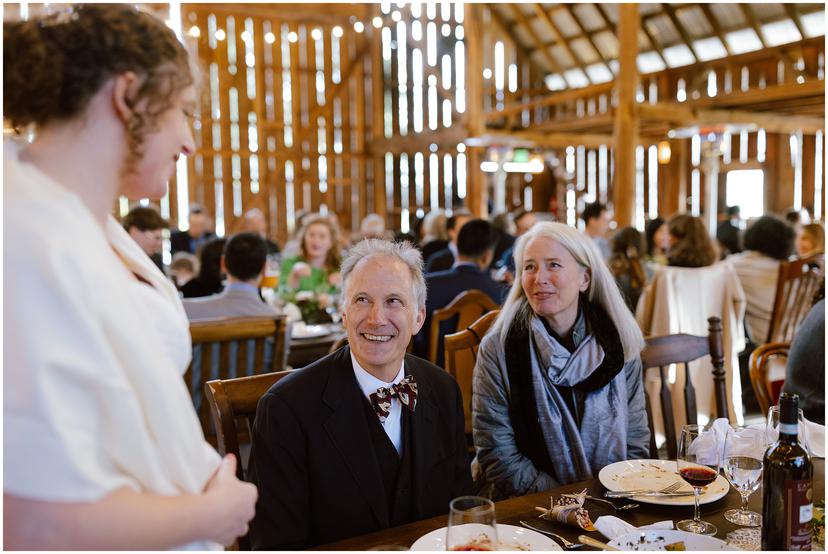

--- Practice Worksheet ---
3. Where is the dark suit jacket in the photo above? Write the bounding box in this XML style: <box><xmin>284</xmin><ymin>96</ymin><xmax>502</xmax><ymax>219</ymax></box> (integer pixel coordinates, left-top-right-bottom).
<box><xmin>425</xmin><ymin>247</ymin><xmax>454</xmax><ymax>273</ymax></box>
<box><xmin>248</xmin><ymin>346</ymin><xmax>473</xmax><ymax>550</ymax></box>
<box><xmin>413</xmin><ymin>264</ymin><xmax>506</xmax><ymax>366</ymax></box>
<box><xmin>170</xmin><ymin>229</ymin><xmax>216</xmax><ymax>255</ymax></box>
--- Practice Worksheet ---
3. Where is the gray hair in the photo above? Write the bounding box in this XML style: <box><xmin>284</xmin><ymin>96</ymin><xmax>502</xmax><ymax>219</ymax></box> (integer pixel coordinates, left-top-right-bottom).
<box><xmin>491</xmin><ymin>221</ymin><xmax>644</xmax><ymax>362</ymax></box>
<box><xmin>340</xmin><ymin>239</ymin><xmax>427</xmax><ymax>310</ymax></box>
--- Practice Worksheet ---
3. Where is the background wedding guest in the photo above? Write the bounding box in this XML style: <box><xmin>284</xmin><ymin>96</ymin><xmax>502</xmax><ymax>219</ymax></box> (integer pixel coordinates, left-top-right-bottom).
<box><xmin>4</xmin><ymin>5</ymin><xmax>255</xmax><ymax>549</ymax></box>
<box><xmin>497</xmin><ymin>208</ymin><xmax>538</xmax><ymax>276</ymax></box>
<box><xmin>665</xmin><ymin>214</ymin><xmax>719</xmax><ymax>268</ymax></box>
<box><xmin>472</xmin><ymin>222</ymin><xmax>650</xmax><ymax>500</ymax></box>
<box><xmin>608</xmin><ymin>226</ymin><xmax>650</xmax><ymax>313</ymax></box>
<box><xmin>424</xmin><ymin>209</ymin><xmax>473</xmax><ymax>273</ymax></box>
<box><xmin>121</xmin><ymin>204</ymin><xmax>168</xmax><ymax>272</ymax></box>
<box><xmin>184</xmin><ymin>233</ymin><xmax>278</xmax><ymax>320</ymax></box>
<box><xmin>418</xmin><ymin>209</ymin><xmax>449</xmax><ymax>262</ymax></box>
<box><xmin>170</xmin><ymin>203</ymin><xmax>216</xmax><ymax>255</ymax></box>
<box><xmin>716</xmin><ymin>205</ymin><xmax>743</xmax><ymax>257</ymax></box>
<box><xmin>181</xmin><ymin>237</ymin><xmax>226</xmax><ymax>298</ymax></box>
<box><xmin>279</xmin><ymin>213</ymin><xmax>342</xmax><ymax>294</ymax></box>
<box><xmin>240</xmin><ymin>208</ymin><xmax>280</xmax><ymax>255</ymax></box>
<box><xmin>169</xmin><ymin>252</ymin><xmax>199</xmax><ymax>289</ymax></box>
<box><xmin>796</xmin><ymin>222</ymin><xmax>825</xmax><ymax>257</ymax></box>
<box><xmin>644</xmin><ymin>217</ymin><xmax>670</xmax><ymax>265</ymax></box>
<box><xmin>782</xmin><ymin>299</ymin><xmax>825</xmax><ymax>424</ymax></box>
<box><xmin>248</xmin><ymin>239</ymin><xmax>472</xmax><ymax>549</ymax></box>
<box><xmin>581</xmin><ymin>201</ymin><xmax>612</xmax><ymax>260</ymax></box>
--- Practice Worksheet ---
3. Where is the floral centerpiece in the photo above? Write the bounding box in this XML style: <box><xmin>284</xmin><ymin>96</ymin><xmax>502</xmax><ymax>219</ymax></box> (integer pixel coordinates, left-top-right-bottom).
<box><xmin>280</xmin><ymin>289</ymin><xmax>335</xmax><ymax>325</ymax></box>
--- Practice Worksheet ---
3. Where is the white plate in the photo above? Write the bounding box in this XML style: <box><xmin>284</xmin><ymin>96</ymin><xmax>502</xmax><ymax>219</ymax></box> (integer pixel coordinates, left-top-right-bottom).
<box><xmin>409</xmin><ymin>523</ymin><xmax>562</xmax><ymax>551</ymax></box>
<box><xmin>598</xmin><ymin>459</ymin><xmax>730</xmax><ymax>506</ymax></box>
<box><xmin>290</xmin><ymin>323</ymin><xmax>331</xmax><ymax>339</ymax></box>
<box><xmin>608</xmin><ymin>529</ymin><xmax>730</xmax><ymax>551</ymax></box>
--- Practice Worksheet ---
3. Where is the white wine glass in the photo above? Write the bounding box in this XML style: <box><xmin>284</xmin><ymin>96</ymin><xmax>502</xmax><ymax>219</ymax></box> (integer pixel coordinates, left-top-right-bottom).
<box><xmin>723</xmin><ymin>426</ymin><xmax>765</xmax><ymax>526</ymax></box>
<box><xmin>676</xmin><ymin>424</ymin><xmax>720</xmax><ymax>536</ymax></box>
<box><xmin>446</xmin><ymin>496</ymin><xmax>498</xmax><ymax>551</ymax></box>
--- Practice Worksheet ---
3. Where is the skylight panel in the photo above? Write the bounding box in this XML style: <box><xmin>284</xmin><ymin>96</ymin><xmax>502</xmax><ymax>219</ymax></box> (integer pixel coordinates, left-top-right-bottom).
<box><xmin>544</xmin><ymin>74</ymin><xmax>567</xmax><ymax>91</ymax></box>
<box><xmin>801</xmin><ymin>10</ymin><xmax>826</xmax><ymax>38</ymax></box>
<box><xmin>637</xmin><ymin>51</ymin><xmax>666</xmax><ymax>73</ymax></box>
<box><xmin>663</xmin><ymin>44</ymin><xmax>695</xmax><ymax>68</ymax></box>
<box><xmin>762</xmin><ymin>19</ymin><xmax>802</xmax><ymax>46</ymax></box>
<box><xmin>725</xmin><ymin>28</ymin><xmax>763</xmax><ymax>55</ymax></box>
<box><xmin>585</xmin><ymin>63</ymin><xmax>614</xmax><ymax>83</ymax></box>
<box><xmin>693</xmin><ymin>36</ymin><xmax>727</xmax><ymax>62</ymax></box>
<box><xmin>563</xmin><ymin>68</ymin><xmax>589</xmax><ymax>89</ymax></box>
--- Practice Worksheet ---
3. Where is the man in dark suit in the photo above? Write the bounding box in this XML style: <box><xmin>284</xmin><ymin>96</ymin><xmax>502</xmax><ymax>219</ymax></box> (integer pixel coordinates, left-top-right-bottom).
<box><xmin>716</xmin><ymin>205</ymin><xmax>743</xmax><ymax>256</ymax></box>
<box><xmin>248</xmin><ymin>239</ymin><xmax>473</xmax><ymax>550</ymax></box>
<box><xmin>240</xmin><ymin>208</ymin><xmax>281</xmax><ymax>256</ymax></box>
<box><xmin>414</xmin><ymin>219</ymin><xmax>506</xmax><ymax>366</ymax></box>
<box><xmin>170</xmin><ymin>204</ymin><xmax>216</xmax><ymax>255</ymax></box>
<box><xmin>424</xmin><ymin>210</ymin><xmax>472</xmax><ymax>273</ymax></box>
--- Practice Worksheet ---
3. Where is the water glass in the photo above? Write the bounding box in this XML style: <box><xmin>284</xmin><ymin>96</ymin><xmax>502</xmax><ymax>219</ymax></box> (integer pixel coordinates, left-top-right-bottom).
<box><xmin>446</xmin><ymin>496</ymin><xmax>498</xmax><ymax>551</ymax></box>
<box><xmin>723</xmin><ymin>426</ymin><xmax>765</xmax><ymax>526</ymax></box>
<box><xmin>676</xmin><ymin>424</ymin><xmax>720</xmax><ymax>536</ymax></box>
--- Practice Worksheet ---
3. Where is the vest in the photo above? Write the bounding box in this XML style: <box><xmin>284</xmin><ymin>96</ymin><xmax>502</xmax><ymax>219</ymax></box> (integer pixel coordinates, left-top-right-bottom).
<box><xmin>361</xmin><ymin>398</ymin><xmax>415</xmax><ymax>527</ymax></box>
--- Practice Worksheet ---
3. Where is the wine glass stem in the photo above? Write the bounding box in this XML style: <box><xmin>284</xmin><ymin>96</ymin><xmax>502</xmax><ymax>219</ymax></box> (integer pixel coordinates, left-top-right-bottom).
<box><xmin>693</xmin><ymin>487</ymin><xmax>701</xmax><ymax>524</ymax></box>
<box><xmin>740</xmin><ymin>492</ymin><xmax>749</xmax><ymax>514</ymax></box>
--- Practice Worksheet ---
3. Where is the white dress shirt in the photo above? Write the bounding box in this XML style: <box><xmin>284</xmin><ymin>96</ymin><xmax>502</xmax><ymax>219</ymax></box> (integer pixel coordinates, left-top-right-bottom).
<box><xmin>351</xmin><ymin>352</ymin><xmax>406</xmax><ymax>455</ymax></box>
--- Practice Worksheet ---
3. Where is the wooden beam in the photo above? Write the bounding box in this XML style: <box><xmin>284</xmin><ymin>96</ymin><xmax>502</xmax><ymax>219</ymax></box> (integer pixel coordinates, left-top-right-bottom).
<box><xmin>561</xmin><ymin>3</ymin><xmax>615</xmax><ymax>77</ymax></box>
<box><xmin>783</xmin><ymin>4</ymin><xmax>807</xmax><ymax>41</ymax></box>
<box><xmin>466</xmin><ymin>2</ymin><xmax>487</xmax><ymax>217</ymax></box>
<box><xmin>699</xmin><ymin>4</ymin><xmax>733</xmax><ymax>57</ymax></box>
<box><xmin>532</xmin><ymin>4</ymin><xmax>594</xmax><ymax>85</ymax></box>
<box><xmin>638</xmin><ymin>103</ymin><xmax>825</xmax><ymax>135</ymax></box>
<box><xmin>662</xmin><ymin>3</ymin><xmax>699</xmax><ymax>64</ymax></box>
<box><xmin>508</xmin><ymin>3</ymin><xmax>565</xmax><ymax>76</ymax></box>
<box><xmin>468</xmin><ymin>131</ymin><xmax>614</xmax><ymax>149</ymax></box>
<box><xmin>738</xmin><ymin>4</ymin><xmax>768</xmax><ymax>49</ymax></box>
<box><xmin>367</xmin><ymin>127</ymin><xmax>468</xmax><ymax>156</ymax></box>
<box><xmin>486</xmin><ymin>82</ymin><xmax>615</xmax><ymax>121</ymax></box>
<box><xmin>188</xmin><ymin>3</ymin><xmax>368</xmax><ymax>25</ymax></box>
<box><xmin>613</xmin><ymin>3</ymin><xmax>639</xmax><ymax>228</ymax></box>
<box><xmin>691</xmin><ymin>79</ymin><xmax>824</xmax><ymax>108</ymax></box>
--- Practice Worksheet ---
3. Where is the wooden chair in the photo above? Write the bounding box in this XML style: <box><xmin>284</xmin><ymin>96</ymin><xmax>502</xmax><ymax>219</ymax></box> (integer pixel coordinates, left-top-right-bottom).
<box><xmin>429</xmin><ymin>290</ymin><xmax>500</xmax><ymax>365</ymax></box>
<box><xmin>749</xmin><ymin>342</ymin><xmax>790</xmax><ymax>417</ymax></box>
<box><xmin>640</xmin><ymin>316</ymin><xmax>728</xmax><ymax>460</ymax></box>
<box><xmin>766</xmin><ymin>253</ymin><xmax>824</xmax><ymax>343</ymax></box>
<box><xmin>204</xmin><ymin>370</ymin><xmax>294</xmax><ymax>551</ymax></box>
<box><xmin>186</xmin><ymin>315</ymin><xmax>287</xmax><ymax>442</ymax></box>
<box><xmin>444</xmin><ymin>310</ymin><xmax>500</xmax><ymax>438</ymax></box>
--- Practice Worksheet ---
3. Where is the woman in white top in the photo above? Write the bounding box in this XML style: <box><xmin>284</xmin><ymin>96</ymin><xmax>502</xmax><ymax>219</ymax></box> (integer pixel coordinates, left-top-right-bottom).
<box><xmin>4</xmin><ymin>5</ymin><xmax>256</xmax><ymax>549</ymax></box>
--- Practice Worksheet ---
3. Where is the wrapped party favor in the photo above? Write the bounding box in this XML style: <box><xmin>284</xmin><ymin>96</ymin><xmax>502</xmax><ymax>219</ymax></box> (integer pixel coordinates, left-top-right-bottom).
<box><xmin>535</xmin><ymin>488</ymin><xmax>596</xmax><ymax>531</ymax></box>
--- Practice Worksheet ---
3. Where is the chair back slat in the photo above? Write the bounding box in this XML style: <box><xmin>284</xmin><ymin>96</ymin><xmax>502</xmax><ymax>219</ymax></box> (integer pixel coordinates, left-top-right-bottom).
<box><xmin>643</xmin><ymin>388</ymin><xmax>658</xmax><ymax>459</ymax></box>
<box><xmin>641</xmin><ymin>316</ymin><xmax>726</xmax><ymax>459</ymax></box>
<box><xmin>444</xmin><ymin>310</ymin><xmax>500</xmax><ymax>436</ymax></box>
<box><xmin>749</xmin><ymin>342</ymin><xmax>790</xmax><ymax>416</ymax></box>
<box><xmin>429</xmin><ymin>289</ymin><xmax>499</xmax><ymax>364</ymax></box>
<box><xmin>187</xmin><ymin>316</ymin><xmax>288</xmax><ymax>443</ymax></box>
<box><xmin>767</xmin><ymin>254</ymin><xmax>823</xmax><ymax>343</ymax></box>
<box><xmin>204</xmin><ymin>369</ymin><xmax>294</xmax><ymax>551</ymax></box>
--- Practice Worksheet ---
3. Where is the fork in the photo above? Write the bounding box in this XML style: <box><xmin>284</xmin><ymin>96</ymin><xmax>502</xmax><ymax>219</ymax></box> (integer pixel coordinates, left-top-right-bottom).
<box><xmin>519</xmin><ymin>520</ymin><xmax>584</xmax><ymax>549</ymax></box>
<box><xmin>605</xmin><ymin>481</ymin><xmax>690</xmax><ymax>498</ymax></box>
<box><xmin>585</xmin><ymin>495</ymin><xmax>639</xmax><ymax>511</ymax></box>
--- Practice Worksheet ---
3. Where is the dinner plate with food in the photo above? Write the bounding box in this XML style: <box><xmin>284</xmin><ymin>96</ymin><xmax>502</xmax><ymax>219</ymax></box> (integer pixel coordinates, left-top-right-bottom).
<box><xmin>409</xmin><ymin>523</ymin><xmax>562</xmax><ymax>551</ymax></box>
<box><xmin>598</xmin><ymin>459</ymin><xmax>730</xmax><ymax>506</ymax></box>
<box><xmin>607</xmin><ymin>529</ymin><xmax>730</xmax><ymax>551</ymax></box>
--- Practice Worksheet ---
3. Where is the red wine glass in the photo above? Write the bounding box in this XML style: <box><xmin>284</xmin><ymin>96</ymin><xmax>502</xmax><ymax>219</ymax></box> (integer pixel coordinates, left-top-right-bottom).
<box><xmin>676</xmin><ymin>423</ymin><xmax>720</xmax><ymax>535</ymax></box>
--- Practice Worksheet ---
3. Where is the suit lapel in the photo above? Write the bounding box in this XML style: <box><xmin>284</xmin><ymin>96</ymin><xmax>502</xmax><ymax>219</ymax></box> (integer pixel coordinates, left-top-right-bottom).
<box><xmin>406</xmin><ymin>357</ymin><xmax>441</xmax><ymax>518</ymax></box>
<box><xmin>321</xmin><ymin>347</ymin><xmax>389</xmax><ymax>528</ymax></box>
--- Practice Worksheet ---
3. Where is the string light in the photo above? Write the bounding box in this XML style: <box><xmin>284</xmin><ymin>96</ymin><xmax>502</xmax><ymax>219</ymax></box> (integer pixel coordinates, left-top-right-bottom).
<box><xmin>264</xmin><ymin>31</ymin><xmax>275</xmax><ymax>44</ymax></box>
<box><xmin>188</xmin><ymin>25</ymin><xmax>200</xmax><ymax>38</ymax></box>
<box><xmin>288</xmin><ymin>31</ymin><xmax>298</xmax><ymax>43</ymax></box>
<box><xmin>215</xmin><ymin>28</ymin><xmax>226</xmax><ymax>41</ymax></box>
<box><xmin>372</xmin><ymin>16</ymin><xmax>383</xmax><ymax>28</ymax></box>
<box><xmin>333</xmin><ymin>25</ymin><xmax>343</xmax><ymax>38</ymax></box>
<box><xmin>354</xmin><ymin>21</ymin><xmax>364</xmax><ymax>32</ymax></box>
<box><xmin>311</xmin><ymin>28</ymin><xmax>322</xmax><ymax>40</ymax></box>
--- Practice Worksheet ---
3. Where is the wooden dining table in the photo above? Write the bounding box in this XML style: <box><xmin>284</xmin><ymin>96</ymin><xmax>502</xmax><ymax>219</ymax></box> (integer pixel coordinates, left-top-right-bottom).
<box><xmin>286</xmin><ymin>323</ymin><xmax>346</xmax><ymax>368</ymax></box>
<box><xmin>316</xmin><ymin>458</ymin><xmax>824</xmax><ymax>550</ymax></box>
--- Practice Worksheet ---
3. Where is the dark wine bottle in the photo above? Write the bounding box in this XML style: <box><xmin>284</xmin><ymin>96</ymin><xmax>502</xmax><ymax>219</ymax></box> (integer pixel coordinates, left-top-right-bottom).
<box><xmin>761</xmin><ymin>393</ymin><xmax>813</xmax><ymax>551</ymax></box>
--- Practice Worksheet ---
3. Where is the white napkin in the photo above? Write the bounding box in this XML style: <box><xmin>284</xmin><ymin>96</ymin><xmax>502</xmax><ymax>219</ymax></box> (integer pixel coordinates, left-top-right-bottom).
<box><xmin>688</xmin><ymin>417</ymin><xmax>731</xmax><ymax>466</ymax></box>
<box><xmin>594</xmin><ymin>515</ymin><xmax>674</xmax><ymax>540</ymax></box>
<box><xmin>802</xmin><ymin>418</ymin><xmax>825</xmax><ymax>458</ymax></box>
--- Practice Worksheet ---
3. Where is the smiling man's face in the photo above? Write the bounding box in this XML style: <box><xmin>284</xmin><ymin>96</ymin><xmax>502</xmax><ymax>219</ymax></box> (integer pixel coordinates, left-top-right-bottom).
<box><xmin>341</xmin><ymin>255</ymin><xmax>425</xmax><ymax>380</ymax></box>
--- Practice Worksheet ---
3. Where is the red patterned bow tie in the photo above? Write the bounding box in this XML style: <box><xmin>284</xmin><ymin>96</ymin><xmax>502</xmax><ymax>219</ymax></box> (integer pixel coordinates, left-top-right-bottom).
<box><xmin>369</xmin><ymin>375</ymin><xmax>418</xmax><ymax>423</ymax></box>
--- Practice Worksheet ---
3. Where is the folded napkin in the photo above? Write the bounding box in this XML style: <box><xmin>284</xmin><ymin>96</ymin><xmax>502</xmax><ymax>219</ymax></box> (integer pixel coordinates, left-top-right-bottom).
<box><xmin>594</xmin><ymin>515</ymin><xmax>674</xmax><ymax>541</ymax></box>
<box><xmin>802</xmin><ymin>418</ymin><xmax>825</xmax><ymax>458</ymax></box>
<box><xmin>688</xmin><ymin>417</ymin><xmax>731</xmax><ymax>466</ymax></box>
<box><xmin>535</xmin><ymin>489</ymin><xmax>596</xmax><ymax>531</ymax></box>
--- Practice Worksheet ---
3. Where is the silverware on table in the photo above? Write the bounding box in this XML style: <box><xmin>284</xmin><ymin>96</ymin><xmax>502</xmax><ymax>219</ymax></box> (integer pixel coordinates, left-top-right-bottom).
<box><xmin>584</xmin><ymin>495</ymin><xmax>639</xmax><ymax>511</ymax></box>
<box><xmin>605</xmin><ymin>481</ymin><xmax>693</xmax><ymax>498</ymax></box>
<box><xmin>519</xmin><ymin>520</ymin><xmax>584</xmax><ymax>549</ymax></box>
<box><xmin>578</xmin><ymin>535</ymin><xmax>621</xmax><ymax>551</ymax></box>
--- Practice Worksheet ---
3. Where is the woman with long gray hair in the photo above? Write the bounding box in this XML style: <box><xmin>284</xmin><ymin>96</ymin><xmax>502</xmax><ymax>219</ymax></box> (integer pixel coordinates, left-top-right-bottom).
<box><xmin>472</xmin><ymin>222</ymin><xmax>651</xmax><ymax>499</ymax></box>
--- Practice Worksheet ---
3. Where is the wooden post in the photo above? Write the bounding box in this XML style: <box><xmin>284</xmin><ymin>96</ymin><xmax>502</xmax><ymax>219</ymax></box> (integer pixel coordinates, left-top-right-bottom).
<box><xmin>465</xmin><ymin>3</ymin><xmax>487</xmax><ymax>218</ymax></box>
<box><xmin>612</xmin><ymin>4</ymin><xmax>639</xmax><ymax>227</ymax></box>
<box><xmin>370</xmin><ymin>10</ymin><xmax>387</xmax><ymax>225</ymax></box>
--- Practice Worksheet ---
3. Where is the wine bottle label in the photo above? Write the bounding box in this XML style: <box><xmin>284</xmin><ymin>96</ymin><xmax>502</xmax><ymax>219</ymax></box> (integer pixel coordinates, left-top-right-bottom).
<box><xmin>780</xmin><ymin>422</ymin><xmax>798</xmax><ymax>435</ymax></box>
<box><xmin>785</xmin><ymin>479</ymin><xmax>813</xmax><ymax>550</ymax></box>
